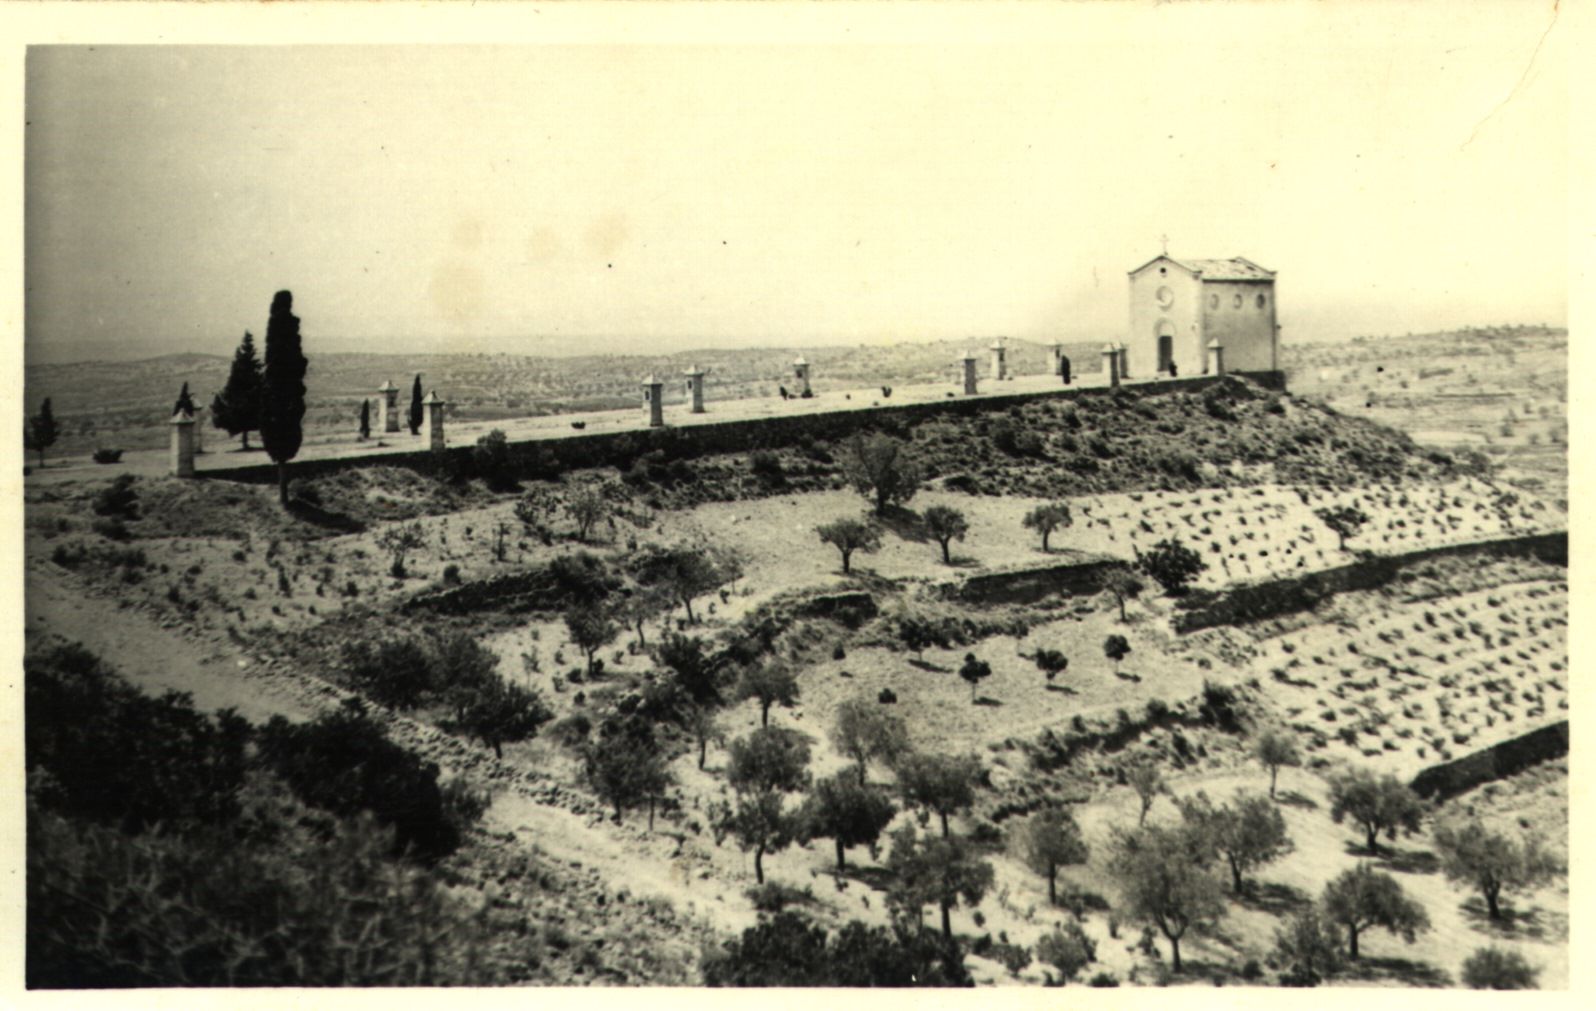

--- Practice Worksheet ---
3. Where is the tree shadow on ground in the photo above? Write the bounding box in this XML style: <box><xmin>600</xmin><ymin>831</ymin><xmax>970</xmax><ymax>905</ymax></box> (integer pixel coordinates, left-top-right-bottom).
<box><xmin>1234</xmin><ymin>880</ymin><xmax>1312</xmax><ymax>918</ymax></box>
<box><xmin>1275</xmin><ymin>790</ymin><xmax>1319</xmax><ymax>811</ymax></box>
<box><xmin>1113</xmin><ymin>670</ymin><xmax>1143</xmax><ymax>683</ymax></box>
<box><xmin>908</xmin><ymin>658</ymin><xmax>949</xmax><ymax>673</ymax></box>
<box><xmin>942</xmin><ymin>555</ymin><xmax>981</xmax><ymax>569</ymax></box>
<box><xmin>1171</xmin><ymin>959</ymin><xmax>1247</xmax><ymax>986</ymax></box>
<box><xmin>1460</xmin><ymin>898</ymin><xmax>1568</xmax><ymax>943</ymax></box>
<box><xmin>1340</xmin><ymin>842</ymin><xmax>1440</xmax><ymax>876</ymax></box>
<box><xmin>877</xmin><ymin>506</ymin><xmax>929</xmax><ymax>544</ymax></box>
<box><xmin>1341</xmin><ymin>956</ymin><xmax>1452</xmax><ymax>988</ymax></box>
<box><xmin>974</xmin><ymin>696</ymin><xmax>1003</xmax><ymax>707</ymax></box>
<box><xmin>286</xmin><ymin>497</ymin><xmax>366</xmax><ymax>534</ymax></box>
<box><xmin>835</xmin><ymin>864</ymin><xmax>894</xmax><ymax>892</ymax></box>
<box><xmin>1045</xmin><ymin>683</ymin><xmax>1078</xmax><ymax>695</ymax></box>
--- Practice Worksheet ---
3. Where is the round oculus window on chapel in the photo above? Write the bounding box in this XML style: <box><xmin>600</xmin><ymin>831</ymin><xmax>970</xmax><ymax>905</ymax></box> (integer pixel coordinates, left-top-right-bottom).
<box><xmin>1155</xmin><ymin>286</ymin><xmax>1174</xmax><ymax>309</ymax></box>
<box><xmin>1209</xmin><ymin>294</ymin><xmax>1219</xmax><ymax>310</ymax></box>
<box><xmin>1233</xmin><ymin>293</ymin><xmax>1244</xmax><ymax>309</ymax></box>
<box><xmin>1257</xmin><ymin>293</ymin><xmax>1267</xmax><ymax>309</ymax></box>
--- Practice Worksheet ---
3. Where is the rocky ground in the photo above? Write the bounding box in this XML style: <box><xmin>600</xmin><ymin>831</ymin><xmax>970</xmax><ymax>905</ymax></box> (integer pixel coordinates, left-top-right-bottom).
<box><xmin>21</xmin><ymin>369</ymin><xmax>1569</xmax><ymax>989</ymax></box>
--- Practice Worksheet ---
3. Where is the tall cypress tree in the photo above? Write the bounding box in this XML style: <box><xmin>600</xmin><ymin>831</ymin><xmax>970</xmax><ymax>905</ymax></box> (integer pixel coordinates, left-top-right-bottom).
<box><xmin>408</xmin><ymin>374</ymin><xmax>423</xmax><ymax>436</ymax></box>
<box><xmin>25</xmin><ymin>397</ymin><xmax>58</xmax><ymax>468</ymax></box>
<box><xmin>211</xmin><ymin>330</ymin><xmax>263</xmax><ymax>449</ymax></box>
<box><xmin>358</xmin><ymin>399</ymin><xmax>371</xmax><ymax>441</ymax></box>
<box><xmin>259</xmin><ymin>291</ymin><xmax>308</xmax><ymax>506</ymax></box>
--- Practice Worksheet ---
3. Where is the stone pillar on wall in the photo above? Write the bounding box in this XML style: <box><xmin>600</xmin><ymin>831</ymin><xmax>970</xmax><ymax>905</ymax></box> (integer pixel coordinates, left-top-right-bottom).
<box><xmin>1101</xmin><ymin>343</ymin><xmax>1120</xmax><ymax>388</ymax></box>
<box><xmin>990</xmin><ymin>338</ymin><xmax>1008</xmax><ymax>381</ymax></box>
<box><xmin>170</xmin><ymin>410</ymin><xmax>196</xmax><ymax>478</ymax></box>
<box><xmin>1048</xmin><ymin>341</ymin><xmax>1063</xmax><ymax>378</ymax></box>
<box><xmin>378</xmin><ymin>380</ymin><xmax>401</xmax><ymax>433</ymax></box>
<box><xmin>1207</xmin><ymin>340</ymin><xmax>1225</xmax><ymax>376</ymax></box>
<box><xmin>1117</xmin><ymin>342</ymin><xmax>1129</xmax><ymax>380</ymax></box>
<box><xmin>793</xmin><ymin>356</ymin><xmax>812</xmax><ymax>397</ymax></box>
<box><xmin>422</xmin><ymin>390</ymin><xmax>447</xmax><ymax>452</ymax></box>
<box><xmin>961</xmin><ymin>351</ymin><xmax>979</xmax><ymax>395</ymax></box>
<box><xmin>642</xmin><ymin>375</ymin><xmax>665</xmax><ymax>427</ymax></box>
<box><xmin>193</xmin><ymin>403</ymin><xmax>206</xmax><ymax>454</ymax></box>
<box><xmin>684</xmin><ymin>365</ymin><xmax>707</xmax><ymax>414</ymax></box>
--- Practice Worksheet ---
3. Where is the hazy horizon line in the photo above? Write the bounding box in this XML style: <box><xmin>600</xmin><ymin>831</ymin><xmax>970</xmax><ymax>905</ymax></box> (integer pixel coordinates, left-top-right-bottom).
<box><xmin>24</xmin><ymin>319</ymin><xmax>1568</xmax><ymax>369</ymax></box>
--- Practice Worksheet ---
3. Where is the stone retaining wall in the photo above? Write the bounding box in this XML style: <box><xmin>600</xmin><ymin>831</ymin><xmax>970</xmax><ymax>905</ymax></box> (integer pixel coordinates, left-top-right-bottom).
<box><xmin>1171</xmin><ymin>531</ymin><xmax>1567</xmax><ymax>633</ymax></box>
<box><xmin>1408</xmin><ymin>720</ymin><xmax>1568</xmax><ymax>801</ymax></box>
<box><xmin>933</xmin><ymin>556</ymin><xmax>1124</xmax><ymax>606</ymax></box>
<box><xmin>200</xmin><ymin>369</ymin><xmax>1288</xmax><ymax>485</ymax></box>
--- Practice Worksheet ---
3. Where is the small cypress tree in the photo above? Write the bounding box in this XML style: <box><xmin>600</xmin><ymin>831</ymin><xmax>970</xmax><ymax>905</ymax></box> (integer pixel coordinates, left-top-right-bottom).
<box><xmin>408</xmin><ymin>374</ymin><xmax>423</xmax><ymax>436</ymax></box>
<box><xmin>259</xmin><ymin>291</ymin><xmax>308</xmax><ymax>506</ymax></box>
<box><xmin>172</xmin><ymin>382</ymin><xmax>196</xmax><ymax>417</ymax></box>
<box><xmin>358</xmin><ymin>399</ymin><xmax>371</xmax><ymax>441</ymax></box>
<box><xmin>211</xmin><ymin>331</ymin><xmax>263</xmax><ymax>450</ymax></box>
<box><xmin>25</xmin><ymin>397</ymin><xmax>59</xmax><ymax>468</ymax></box>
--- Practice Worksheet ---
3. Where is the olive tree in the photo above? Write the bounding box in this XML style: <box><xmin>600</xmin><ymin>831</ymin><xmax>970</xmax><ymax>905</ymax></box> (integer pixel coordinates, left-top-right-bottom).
<box><xmin>1015</xmin><ymin>806</ymin><xmax>1089</xmax><ymax>905</ymax></box>
<box><xmin>830</xmin><ymin>699</ymin><xmax>910</xmax><ymax>785</ymax></box>
<box><xmin>1433</xmin><ymin>817</ymin><xmax>1560</xmax><ymax>922</ymax></box>
<box><xmin>1127</xmin><ymin>761</ymin><xmax>1164</xmax><ymax>827</ymax></box>
<box><xmin>921</xmin><ymin>505</ymin><xmax>969</xmax><ymax>564</ymax></box>
<box><xmin>735</xmin><ymin>661</ymin><xmax>800</xmax><ymax>727</ymax></box>
<box><xmin>816</xmin><ymin>517</ymin><xmax>881</xmax><ymax>575</ymax></box>
<box><xmin>885</xmin><ymin>823</ymin><xmax>993</xmax><ymax>940</ymax></box>
<box><xmin>841</xmin><ymin>433</ymin><xmax>921</xmax><ymax>515</ymax></box>
<box><xmin>713</xmin><ymin>727</ymin><xmax>813</xmax><ymax>884</ymax></box>
<box><xmin>1321</xmin><ymin>864</ymin><xmax>1430</xmax><ymax>960</ymax></box>
<box><xmin>1106</xmin><ymin>823</ymin><xmax>1224</xmax><ymax>973</ymax></box>
<box><xmin>1176</xmin><ymin>790</ymin><xmax>1293</xmax><ymax>893</ymax></box>
<box><xmin>1254</xmin><ymin>729</ymin><xmax>1301</xmax><ymax>799</ymax></box>
<box><xmin>1022</xmin><ymin>503</ymin><xmax>1072</xmax><ymax>552</ymax></box>
<box><xmin>799</xmin><ymin>772</ymin><xmax>897</xmax><ymax>871</ymax></box>
<box><xmin>1328</xmin><ymin>768</ymin><xmax>1425</xmax><ymax>855</ymax></box>
<box><xmin>894</xmin><ymin>752</ymin><xmax>979</xmax><ymax>839</ymax></box>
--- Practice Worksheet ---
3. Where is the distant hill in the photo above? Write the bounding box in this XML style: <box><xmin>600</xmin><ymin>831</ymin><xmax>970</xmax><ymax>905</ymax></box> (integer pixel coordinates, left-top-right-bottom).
<box><xmin>24</xmin><ymin>337</ymin><xmax>1106</xmax><ymax>456</ymax></box>
<box><xmin>1283</xmin><ymin>325</ymin><xmax>1565</xmax><ymax>503</ymax></box>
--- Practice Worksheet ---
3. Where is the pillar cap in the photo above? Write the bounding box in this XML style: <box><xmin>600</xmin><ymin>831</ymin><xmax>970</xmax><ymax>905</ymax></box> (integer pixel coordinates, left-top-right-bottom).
<box><xmin>378</xmin><ymin>379</ymin><xmax>397</xmax><ymax>393</ymax></box>
<box><xmin>1102</xmin><ymin>343</ymin><xmax>1118</xmax><ymax>354</ymax></box>
<box><xmin>961</xmin><ymin>350</ymin><xmax>977</xmax><ymax>361</ymax></box>
<box><xmin>170</xmin><ymin>410</ymin><xmax>196</xmax><ymax>425</ymax></box>
<box><xmin>1206</xmin><ymin>339</ymin><xmax>1223</xmax><ymax>349</ymax></box>
<box><xmin>989</xmin><ymin>338</ymin><xmax>1006</xmax><ymax>351</ymax></box>
<box><xmin>683</xmin><ymin>365</ymin><xmax>706</xmax><ymax>377</ymax></box>
<box><xmin>641</xmin><ymin>373</ymin><xmax>662</xmax><ymax>386</ymax></box>
<box><xmin>793</xmin><ymin>355</ymin><xmax>808</xmax><ymax>367</ymax></box>
<box><xmin>421</xmin><ymin>390</ymin><xmax>444</xmax><ymax>406</ymax></box>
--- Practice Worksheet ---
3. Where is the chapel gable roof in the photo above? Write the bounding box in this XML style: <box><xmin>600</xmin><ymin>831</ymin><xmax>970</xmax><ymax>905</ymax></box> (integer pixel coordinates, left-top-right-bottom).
<box><xmin>1128</xmin><ymin>254</ymin><xmax>1274</xmax><ymax>281</ymax></box>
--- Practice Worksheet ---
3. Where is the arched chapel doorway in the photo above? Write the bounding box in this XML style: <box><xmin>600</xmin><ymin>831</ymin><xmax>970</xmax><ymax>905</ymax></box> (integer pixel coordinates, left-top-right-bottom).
<box><xmin>1156</xmin><ymin>321</ymin><xmax>1175</xmax><ymax>374</ymax></box>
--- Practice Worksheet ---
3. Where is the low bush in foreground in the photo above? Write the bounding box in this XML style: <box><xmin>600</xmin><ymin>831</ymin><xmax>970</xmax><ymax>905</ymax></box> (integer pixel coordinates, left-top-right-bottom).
<box><xmin>701</xmin><ymin>912</ymin><xmax>971</xmax><ymax>987</ymax></box>
<box><xmin>25</xmin><ymin>644</ymin><xmax>500</xmax><ymax>987</ymax></box>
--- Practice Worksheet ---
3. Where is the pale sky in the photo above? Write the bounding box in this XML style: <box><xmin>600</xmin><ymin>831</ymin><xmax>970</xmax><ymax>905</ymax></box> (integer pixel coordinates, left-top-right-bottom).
<box><xmin>24</xmin><ymin>3</ymin><xmax>1569</xmax><ymax>363</ymax></box>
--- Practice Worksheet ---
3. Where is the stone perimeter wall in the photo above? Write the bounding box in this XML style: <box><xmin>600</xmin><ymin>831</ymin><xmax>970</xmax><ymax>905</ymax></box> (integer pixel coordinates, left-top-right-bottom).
<box><xmin>200</xmin><ymin>370</ymin><xmax>1288</xmax><ymax>485</ymax></box>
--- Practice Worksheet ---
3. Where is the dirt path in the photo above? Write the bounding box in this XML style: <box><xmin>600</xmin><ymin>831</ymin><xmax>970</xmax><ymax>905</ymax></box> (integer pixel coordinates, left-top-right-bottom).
<box><xmin>25</xmin><ymin>560</ymin><xmax>757</xmax><ymax>949</ymax></box>
<box><xmin>24</xmin><ymin>564</ymin><xmax>317</xmax><ymax>725</ymax></box>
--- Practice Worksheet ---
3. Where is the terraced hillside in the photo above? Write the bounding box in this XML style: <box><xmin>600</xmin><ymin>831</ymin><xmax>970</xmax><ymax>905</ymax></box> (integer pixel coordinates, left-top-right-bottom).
<box><xmin>23</xmin><ymin>372</ymin><xmax>1568</xmax><ymax>989</ymax></box>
